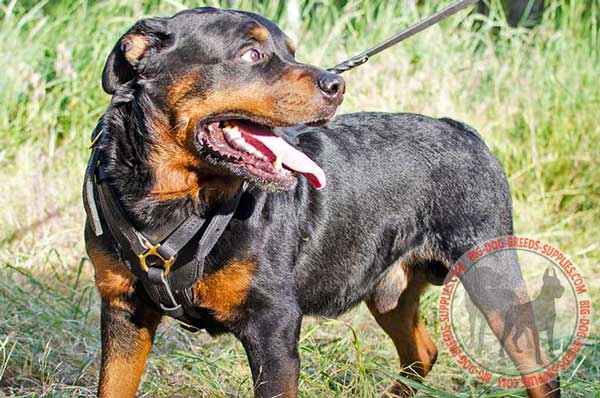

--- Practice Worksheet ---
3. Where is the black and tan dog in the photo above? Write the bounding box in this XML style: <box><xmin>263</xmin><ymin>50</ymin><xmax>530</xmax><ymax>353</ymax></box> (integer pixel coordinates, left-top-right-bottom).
<box><xmin>84</xmin><ymin>7</ymin><xmax>560</xmax><ymax>398</ymax></box>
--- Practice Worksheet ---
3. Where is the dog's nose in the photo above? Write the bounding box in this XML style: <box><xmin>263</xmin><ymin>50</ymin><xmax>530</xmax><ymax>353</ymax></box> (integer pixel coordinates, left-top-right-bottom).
<box><xmin>317</xmin><ymin>72</ymin><xmax>345</xmax><ymax>99</ymax></box>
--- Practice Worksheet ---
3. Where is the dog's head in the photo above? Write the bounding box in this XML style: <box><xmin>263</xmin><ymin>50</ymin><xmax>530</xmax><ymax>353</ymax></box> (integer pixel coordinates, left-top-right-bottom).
<box><xmin>542</xmin><ymin>268</ymin><xmax>565</xmax><ymax>299</ymax></box>
<box><xmin>102</xmin><ymin>7</ymin><xmax>344</xmax><ymax>196</ymax></box>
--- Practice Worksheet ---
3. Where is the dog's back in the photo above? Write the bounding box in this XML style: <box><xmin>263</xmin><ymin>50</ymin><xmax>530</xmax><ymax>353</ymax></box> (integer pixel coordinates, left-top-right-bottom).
<box><xmin>286</xmin><ymin>112</ymin><xmax>514</xmax><ymax>315</ymax></box>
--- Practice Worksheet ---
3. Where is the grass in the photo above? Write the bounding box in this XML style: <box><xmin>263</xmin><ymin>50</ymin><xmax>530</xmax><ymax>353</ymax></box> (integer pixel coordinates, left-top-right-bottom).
<box><xmin>0</xmin><ymin>0</ymin><xmax>598</xmax><ymax>397</ymax></box>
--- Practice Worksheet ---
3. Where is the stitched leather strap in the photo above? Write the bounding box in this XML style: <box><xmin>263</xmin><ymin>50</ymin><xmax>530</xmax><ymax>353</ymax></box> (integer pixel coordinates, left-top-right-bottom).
<box><xmin>141</xmin><ymin>185</ymin><xmax>245</xmax><ymax>322</ymax></box>
<box><xmin>83</xmin><ymin>139</ymin><xmax>246</xmax><ymax>330</ymax></box>
<box><xmin>83</xmin><ymin>131</ymin><xmax>104</xmax><ymax>236</ymax></box>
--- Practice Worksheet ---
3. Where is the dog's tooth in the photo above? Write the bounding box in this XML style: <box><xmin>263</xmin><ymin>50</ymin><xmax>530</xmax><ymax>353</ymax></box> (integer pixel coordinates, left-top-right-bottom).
<box><xmin>231</xmin><ymin>137</ymin><xmax>255</xmax><ymax>155</ymax></box>
<box><xmin>223</xmin><ymin>122</ymin><xmax>240</xmax><ymax>133</ymax></box>
<box><xmin>256</xmin><ymin>152</ymin><xmax>268</xmax><ymax>161</ymax></box>
<box><xmin>272</xmin><ymin>156</ymin><xmax>282</xmax><ymax>170</ymax></box>
<box><xmin>231</xmin><ymin>137</ymin><xmax>245</xmax><ymax>148</ymax></box>
<box><xmin>242</xmin><ymin>142</ymin><xmax>257</xmax><ymax>154</ymax></box>
<box><xmin>230</xmin><ymin>128</ymin><xmax>241</xmax><ymax>138</ymax></box>
<box><xmin>223</xmin><ymin>130</ymin><xmax>269</xmax><ymax>161</ymax></box>
<box><xmin>224</xmin><ymin>129</ymin><xmax>242</xmax><ymax>144</ymax></box>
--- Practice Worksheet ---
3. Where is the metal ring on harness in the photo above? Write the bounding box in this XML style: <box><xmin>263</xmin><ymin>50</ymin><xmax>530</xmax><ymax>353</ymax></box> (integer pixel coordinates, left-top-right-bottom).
<box><xmin>138</xmin><ymin>240</ymin><xmax>175</xmax><ymax>276</ymax></box>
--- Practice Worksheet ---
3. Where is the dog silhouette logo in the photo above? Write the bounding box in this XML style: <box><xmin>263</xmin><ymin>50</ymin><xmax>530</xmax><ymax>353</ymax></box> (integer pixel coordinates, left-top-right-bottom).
<box><xmin>438</xmin><ymin>237</ymin><xmax>591</xmax><ymax>389</ymax></box>
<box><xmin>498</xmin><ymin>268</ymin><xmax>566</xmax><ymax>364</ymax></box>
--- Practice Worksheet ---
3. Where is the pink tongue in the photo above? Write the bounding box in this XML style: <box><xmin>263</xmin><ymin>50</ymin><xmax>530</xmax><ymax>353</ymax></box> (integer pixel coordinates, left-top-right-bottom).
<box><xmin>237</xmin><ymin>123</ymin><xmax>326</xmax><ymax>189</ymax></box>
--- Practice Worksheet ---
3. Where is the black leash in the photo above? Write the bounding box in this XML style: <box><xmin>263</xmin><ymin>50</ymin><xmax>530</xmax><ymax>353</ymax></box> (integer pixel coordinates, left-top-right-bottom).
<box><xmin>327</xmin><ymin>0</ymin><xmax>478</xmax><ymax>74</ymax></box>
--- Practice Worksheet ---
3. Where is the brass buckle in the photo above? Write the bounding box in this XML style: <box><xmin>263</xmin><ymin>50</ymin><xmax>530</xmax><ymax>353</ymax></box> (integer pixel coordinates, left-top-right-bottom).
<box><xmin>138</xmin><ymin>240</ymin><xmax>174</xmax><ymax>276</ymax></box>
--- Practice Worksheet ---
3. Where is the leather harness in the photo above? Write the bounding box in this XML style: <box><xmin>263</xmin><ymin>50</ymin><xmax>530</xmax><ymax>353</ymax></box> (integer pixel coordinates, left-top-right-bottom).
<box><xmin>83</xmin><ymin>128</ymin><xmax>246</xmax><ymax>330</ymax></box>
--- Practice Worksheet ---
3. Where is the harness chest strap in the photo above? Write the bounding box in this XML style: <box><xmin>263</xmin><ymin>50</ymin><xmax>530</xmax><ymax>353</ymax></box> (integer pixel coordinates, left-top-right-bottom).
<box><xmin>84</xmin><ymin>142</ymin><xmax>246</xmax><ymax>327</ymax></box>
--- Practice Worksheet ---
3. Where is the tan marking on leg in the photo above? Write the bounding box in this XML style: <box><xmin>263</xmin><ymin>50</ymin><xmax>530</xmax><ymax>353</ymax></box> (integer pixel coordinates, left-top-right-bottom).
<box><xmin>368</xmin><ymin>271</ymin><xmax>437</xmax><ymax>397</ymax></box>
<box><xmin>484</xmin><ymin>307</ymin><xmax>560</xmax><ymax>398</ymax></box>
<box><xmin>87</xmin><ymin>227</ymin><xmax>161</xmax><ymax>398</ymax></box>
<box><xmin>99</xmin><ymin>325</ymin><xmax>156</xmax><ymax>398</ymax></box>
<box><xmin>193</xmin><ymin>259</ymin><xmax>256</xmax><ymax>321</ymax></box>
<box><xmin>86</xmin><ymin>236</ymin><xmax>135</xmax><ymax>311</ymax></box>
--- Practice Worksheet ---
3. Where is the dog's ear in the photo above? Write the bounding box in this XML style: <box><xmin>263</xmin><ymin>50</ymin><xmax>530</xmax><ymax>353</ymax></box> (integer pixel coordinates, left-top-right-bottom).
<box><xmin>543</xmin><ymin>268</ymin><xmax>550</xmax><ymax>279</ymax></box>
<box><xmin>102</xmin><ymin>17</ymin><xmax>170</xmax><ymax>94</ymax></box>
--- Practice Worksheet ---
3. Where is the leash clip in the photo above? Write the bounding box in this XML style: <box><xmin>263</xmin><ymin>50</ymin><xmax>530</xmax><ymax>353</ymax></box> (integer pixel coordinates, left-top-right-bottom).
<box><xmin>138</xmin><ymin>240</ymin><xmax>175</xmax><ymax>276</ymax></box>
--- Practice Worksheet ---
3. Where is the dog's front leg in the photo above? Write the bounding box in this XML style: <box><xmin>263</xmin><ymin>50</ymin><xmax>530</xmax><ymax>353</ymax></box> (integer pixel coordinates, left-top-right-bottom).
<box><xmin>98</xmin><ymin>299</ymin><xmax>161</xmax><ymax>398</ymax></box>
<box><xmin>237</xmin><ymin>304</ymin><xmax>302</xmax><ymax>398</ymax></box>
<box><xmin>87</xmin><ymin>230</ymin><xmax>162</xmax><ymax>398</ymax></box>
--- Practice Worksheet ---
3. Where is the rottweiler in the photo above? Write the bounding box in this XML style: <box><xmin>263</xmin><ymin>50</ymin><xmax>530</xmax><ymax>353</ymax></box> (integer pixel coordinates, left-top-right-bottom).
<box><xmin>84</xmin><ymin>7</ymin><xmax>560</xmax><ymax>398</ymax></box>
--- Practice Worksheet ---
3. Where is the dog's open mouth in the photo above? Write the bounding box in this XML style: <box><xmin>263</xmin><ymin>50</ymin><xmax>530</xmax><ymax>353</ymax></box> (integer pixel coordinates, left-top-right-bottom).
<box><xmin>197</xmin><ymin>119</ymin><xmax>326</xmax><ymax>189</ymax></box>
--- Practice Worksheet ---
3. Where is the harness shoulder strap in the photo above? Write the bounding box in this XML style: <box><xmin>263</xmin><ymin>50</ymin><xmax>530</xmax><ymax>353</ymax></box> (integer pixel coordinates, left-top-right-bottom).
<box><xmin>90</xmin><ymin>159</ymin><xmax>246</xmax><ymax>328</ymax></box>
<box><xmin>141</xmin><ymin>185</ymin><xmax>245</xmax><ymax>322</ymax></box>
<box><xmin>83</xmin><ymin>125</ymin><xmax>247</xmax><ymax>329</ymax></box>
<box><xmin>83</xmin><ymin>130</ymin><xmax>104</xmax><ymax>236</ymax></box>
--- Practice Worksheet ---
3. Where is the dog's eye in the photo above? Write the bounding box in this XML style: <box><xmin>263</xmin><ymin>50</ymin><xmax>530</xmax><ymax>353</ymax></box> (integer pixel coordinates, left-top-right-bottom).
<box><xmin>240</xmin><ymin>49</ymin><xmax>262</xmax><ymax>63</ymax></box>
